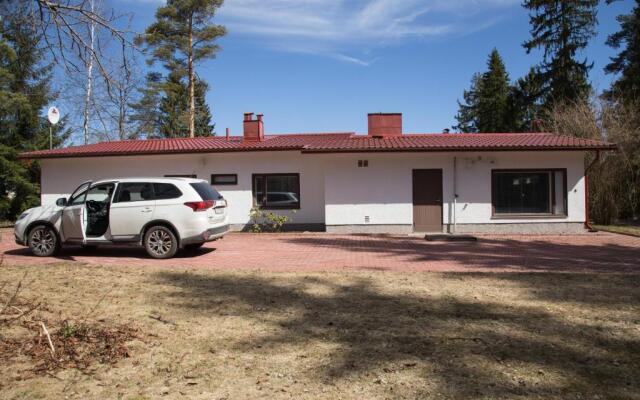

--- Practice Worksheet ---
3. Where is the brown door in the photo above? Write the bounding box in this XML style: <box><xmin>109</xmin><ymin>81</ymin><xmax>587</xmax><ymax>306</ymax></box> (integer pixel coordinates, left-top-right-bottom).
<box><xmin>412</xmin><ymin>169</ymin><xmax>443</xmax><ymax>232</ymax></box>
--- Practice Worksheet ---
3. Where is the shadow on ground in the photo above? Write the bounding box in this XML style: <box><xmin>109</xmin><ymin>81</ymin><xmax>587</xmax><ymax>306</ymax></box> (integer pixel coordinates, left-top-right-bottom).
<box><xmin>154</xmin><ymin>271</ymin><xmax>640</xmax><ymax>398</ymax></box>
<box><xmin>282</xmin><ymin>235</ymin><xmax>640</xmax><ymax>273</ymax></box>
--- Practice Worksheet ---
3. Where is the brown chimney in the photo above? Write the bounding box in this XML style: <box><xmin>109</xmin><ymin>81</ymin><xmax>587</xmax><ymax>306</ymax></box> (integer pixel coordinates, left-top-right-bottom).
<box><xmin>368</xmin><ymin>113</ymin><xmax>402</xmax><ymax>138</ymax></box>
<box><xmin>243</xmin><ymin>112</ymin><xmax>264</xmax><ymax>141</ymax></box>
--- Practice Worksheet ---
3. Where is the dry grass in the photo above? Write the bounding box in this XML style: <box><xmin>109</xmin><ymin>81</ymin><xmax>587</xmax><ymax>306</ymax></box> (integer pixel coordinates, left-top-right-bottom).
<box><xmin>594</xmin><ymin>224</ymin><xmax>640</xmax><ymax>238</ymax></box>
<box><xmin>1</xmin><ymin>263</ymin><xmax>639</xmax><ymax>399</ymax></box>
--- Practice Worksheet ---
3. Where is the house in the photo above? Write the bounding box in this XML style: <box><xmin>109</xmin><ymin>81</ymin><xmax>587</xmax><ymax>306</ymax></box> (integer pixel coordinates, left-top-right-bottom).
<box><xmin>21</xmin><ymin>113</ymin><xmax>615</xmax><ymax>234</ymax></box>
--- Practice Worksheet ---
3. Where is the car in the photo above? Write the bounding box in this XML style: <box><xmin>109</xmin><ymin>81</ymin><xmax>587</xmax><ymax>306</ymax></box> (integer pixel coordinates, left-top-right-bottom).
<box><xmin>13</xmin><ymin>177</ymin><xmax>229</xmax><ymax>259</ymax></box>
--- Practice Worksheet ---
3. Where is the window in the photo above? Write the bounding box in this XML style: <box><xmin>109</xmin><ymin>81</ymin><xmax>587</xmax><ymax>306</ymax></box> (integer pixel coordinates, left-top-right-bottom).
<box><xmin>164</xmin><ymin>174</ymin><xmax>196</xmax><ymax>178</ymax></box>
<box><xmin>492</xmin><ymin>170</ymin><xmax>567</xmax><ymax>217</ymax></box>
<box><xmin>153</xmin><ymin>183</ymin><xmax>182</xmax><ymax>200</ymax></box>
<box><xmin>190</xmin><ymin>182</ymin><xmax>223</xmax><ymax>200</ymax></box>
<box><xmin>211</xmin><ymin>174</ymin><xmax>238</xmax><ymax>185</ymax></box>
<box><xmin>86</xmin><ymin>183</ymin><xmax>115</xmax><ymax>203</ymax></box>
<box><xmin>68</xmin><ymin>181</ymin><xmax>92</xmax><ymax>206</ymax></box>
<box><xmin>252</xmin><ymin>174</ymin><xmax>300</xmax><ymax>209</ymax></box>
<box><xmin>115</xmin><ymin>182</ymin><xmax>154</xmax><ymax>203</ymax></box>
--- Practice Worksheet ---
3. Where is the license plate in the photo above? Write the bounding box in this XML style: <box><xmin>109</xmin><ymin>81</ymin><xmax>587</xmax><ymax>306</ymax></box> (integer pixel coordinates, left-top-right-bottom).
<box><xmin>214</xmin><ymin>208</ymin><xmax>224</xmax><ymax>214</ymax></box>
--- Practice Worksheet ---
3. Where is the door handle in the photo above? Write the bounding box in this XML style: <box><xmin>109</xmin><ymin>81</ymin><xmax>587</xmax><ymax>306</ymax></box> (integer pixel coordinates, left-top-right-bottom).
<box><xmin>141</xmin><ymin>208</ymin><xmax>153</xmax><ymax>213</ymax></box>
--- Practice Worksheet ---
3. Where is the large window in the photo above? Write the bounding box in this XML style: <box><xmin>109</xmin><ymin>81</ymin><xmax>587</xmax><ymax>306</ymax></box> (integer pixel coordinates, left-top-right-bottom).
<box><xmin>492</xmin><ymin>170</ymin><xmax>567</xmax><ymax>217</ymax></box>
<box><xmin>252</xmin><ymin>174</ymin><xmax>300</xmax><ymax>209</ymax></box>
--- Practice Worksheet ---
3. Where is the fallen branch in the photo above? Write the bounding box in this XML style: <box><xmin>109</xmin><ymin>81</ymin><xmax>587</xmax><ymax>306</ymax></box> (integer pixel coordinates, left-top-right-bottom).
<box><xmin>1</xmin><ymin>272</ymin><xmax>27</xmax><ymax>314</ymax></box>
<box><xmin>149</xmin><ymin>314</ymin><xmax>176</xmax><ymax>326</ymax></box>
<box><xmin>40</xmin><ymin>322</ymin><xmax>56</xmax><ymax>357</ymax></box>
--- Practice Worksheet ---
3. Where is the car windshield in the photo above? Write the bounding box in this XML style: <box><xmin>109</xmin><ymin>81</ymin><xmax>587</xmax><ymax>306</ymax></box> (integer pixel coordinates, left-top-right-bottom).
<box><xmin>190</xmin><ymin>182</ymin><xmax>223</xmax><ymax>200</ymax></box>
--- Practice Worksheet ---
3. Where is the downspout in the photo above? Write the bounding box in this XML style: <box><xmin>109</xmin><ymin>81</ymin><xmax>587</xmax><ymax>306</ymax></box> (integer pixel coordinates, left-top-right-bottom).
<box><xmin>584</xmin><ymin>150</ymin><xmax>600</xmax><ymax>232</ymax></box>
<box><xmin>453</xmin><ymin>156</ymin><xmax>458</xmax><ymax>234</ymax></box>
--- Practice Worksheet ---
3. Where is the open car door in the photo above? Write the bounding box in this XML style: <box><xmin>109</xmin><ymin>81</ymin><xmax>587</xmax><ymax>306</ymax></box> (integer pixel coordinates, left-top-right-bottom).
<box><xmin>61</xmin><ymin>181</ymin><xmax>91</xmax><ymax>242</ymax></box>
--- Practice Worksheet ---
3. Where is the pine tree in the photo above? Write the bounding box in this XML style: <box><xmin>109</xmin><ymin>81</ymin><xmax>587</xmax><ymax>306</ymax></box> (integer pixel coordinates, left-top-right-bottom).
<box><xmin>454</xmin><ymin>50</ymin><xmax>515</xmax><ymax>133</ymax></box>
<box><xmin>157</xmin><ymin>69</ymin><xmax>214</xmax><ymax>138</ymax></box>
<box><xmin>523</xmin><ymin>0</ymin><xmax>599</xmax><ymax>107</ymax></box>
<box><xmin>137</xmin><ymin>0</ymin><xmax>225</xmax><ymax>138</ymax></box>
<box><xmin>0</xmin><ymin>16</ymin><xmax>69</xmax><ymax>220</ymax></box>
<box><xmin>605</xmin><ymin>0</ymin><xmax>640</xmax><ymax>102</ymax></box>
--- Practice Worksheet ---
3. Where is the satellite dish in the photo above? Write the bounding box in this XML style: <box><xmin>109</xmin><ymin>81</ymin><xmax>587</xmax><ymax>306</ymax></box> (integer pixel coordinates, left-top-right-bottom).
<box><xmin>47</xmin><ymin>106</ymin><xmax>60</xmax><ymax>125</ymax></box>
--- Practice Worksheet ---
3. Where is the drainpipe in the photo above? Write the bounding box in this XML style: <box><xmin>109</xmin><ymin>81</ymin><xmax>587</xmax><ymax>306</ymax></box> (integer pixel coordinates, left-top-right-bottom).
<box><xmin>584</xmin><ymin>150</ymin><xmax>600</xmax><ymax>231</ymax></box>
<box><xmin>453</xmin><ymin>156</ymin><xmax>458</xmax><ymax>234</ymax></box>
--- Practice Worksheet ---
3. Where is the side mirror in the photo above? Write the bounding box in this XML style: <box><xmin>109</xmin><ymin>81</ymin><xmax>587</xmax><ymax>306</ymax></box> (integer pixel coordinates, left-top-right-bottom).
<box><xmin>56</xmin><ymin>197</ymin><xmax>68</xmax><ymax>207</ymax></box>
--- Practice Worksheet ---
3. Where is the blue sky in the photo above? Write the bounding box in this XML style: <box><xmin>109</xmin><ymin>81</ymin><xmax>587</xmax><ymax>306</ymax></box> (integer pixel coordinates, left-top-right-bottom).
<box><xmin>116</xmin><ymin>0</ymin><xmax>634</xmax><ymax>135</ymax></box>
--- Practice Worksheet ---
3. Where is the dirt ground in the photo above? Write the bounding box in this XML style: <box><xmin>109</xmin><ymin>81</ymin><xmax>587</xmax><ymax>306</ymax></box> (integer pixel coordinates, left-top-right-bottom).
<box><xmin>1</xmin><ymin>262</ymin><xmax>639</xmax><ymax>400</ymax></box>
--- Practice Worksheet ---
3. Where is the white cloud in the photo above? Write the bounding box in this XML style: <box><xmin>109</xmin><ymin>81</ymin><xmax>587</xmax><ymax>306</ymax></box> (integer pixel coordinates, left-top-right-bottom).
<box><xmin>128</xmin><ymin>0</ymin><xmax>520</xmax><ymax>65</ymax></box>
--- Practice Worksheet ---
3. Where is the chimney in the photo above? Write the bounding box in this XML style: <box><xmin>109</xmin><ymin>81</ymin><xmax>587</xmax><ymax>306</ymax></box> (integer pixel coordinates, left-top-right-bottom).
<box><xmin>368</xmin><ymin>113</ymin><xmax>402</xmax><ymax>138</ymax></box>
<box><xmin>243</xmin><ymin>112</ymin><xmax>264</xmax><ymax>141</ymax></box>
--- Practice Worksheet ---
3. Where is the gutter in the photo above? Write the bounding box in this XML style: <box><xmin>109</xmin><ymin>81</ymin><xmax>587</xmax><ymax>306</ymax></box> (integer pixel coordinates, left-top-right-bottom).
<box><xmin>584</xmin><ymin>150</ymin><xmax>601</xmax><ymax>231</ymax></box>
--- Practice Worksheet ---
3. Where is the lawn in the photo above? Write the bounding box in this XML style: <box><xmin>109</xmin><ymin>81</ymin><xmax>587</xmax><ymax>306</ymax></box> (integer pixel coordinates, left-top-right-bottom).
<box><xmin>594</xmin><ymin>224</ymin><xmax>640</xmax><ymax>238</ymax></box>
<box><xmin>1</xmin><ymin>263</ymin><xmax>639</xmax><ymax>400</ymax></box>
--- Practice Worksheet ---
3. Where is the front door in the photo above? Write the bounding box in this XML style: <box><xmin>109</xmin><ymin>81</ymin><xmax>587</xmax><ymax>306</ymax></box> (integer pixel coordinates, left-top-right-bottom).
<box><xmin>61</xmin><ymin>181</ymin><xmax>92</xmax><ymax>241</ymax></box>
<box><xmin>412</xmin><ymin>169</ymin><xmax>443</xmax><ymax>232</ymax></box>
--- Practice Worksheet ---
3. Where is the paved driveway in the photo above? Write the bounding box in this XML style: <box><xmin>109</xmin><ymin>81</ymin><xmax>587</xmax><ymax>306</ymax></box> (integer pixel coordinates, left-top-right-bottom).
<box><xmin>1</xmin><ymin>229</ymin><xmax>639</xmax><ymax>273</ymax></box>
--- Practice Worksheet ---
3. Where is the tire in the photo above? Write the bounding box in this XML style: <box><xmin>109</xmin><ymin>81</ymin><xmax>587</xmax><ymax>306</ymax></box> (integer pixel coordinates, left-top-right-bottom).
<box><xmin>144</xmin><ymin>226</ymin><xmax>178</xmax><ymax>259</ymax></box>
<box><xmin>183</xmin><ymin>242</ymin><xmax>205</xmax><ymax>251</ymax></box>
<box><xmin>27</xmin><ymin>225</ymin><xmax>60</xmax><ymax>257</ymax></box>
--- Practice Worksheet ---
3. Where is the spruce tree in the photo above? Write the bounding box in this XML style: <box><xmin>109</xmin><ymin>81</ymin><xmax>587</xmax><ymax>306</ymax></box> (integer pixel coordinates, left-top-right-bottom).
<box><xmin>476</xmin><ymin>49</ymin><xmax>512</xmax><ymax>132</ymax></box>
<box><xmin>138</xmin><ymin>0</ymin><xmax>225</xmax><ymax>138</ymax></box>
<box><xmin>129</xmin><ymin>72</ymin><xmax>163</xmax><ymax>138</ymax></box>
<box><xmin>0</xmin><ymin>16</ymin><xmax>68</xmax><ymax>220</ymax></box>
<box><xmin>454</xmin><ymin>74</ymin><xmax>481</xmax><ymax>133</ymax></box>
<box><xmin>454</xmin><ymin>50</ymin><xmax>514</xmax><ymax>133</ymax></box>
<box><xmin>604</xmin><ymin>0</ymin><xmax>640</xmax><ymax>102</ymax></box>
<box><xmin>509</xmin><ymin>68</ymin><xmax>544</xmax><ymax>131</ymax></box>
<box><xmin>523</xmin><ymin>0</ymin><xmax>599</xmax><ymax>107</ymax></box>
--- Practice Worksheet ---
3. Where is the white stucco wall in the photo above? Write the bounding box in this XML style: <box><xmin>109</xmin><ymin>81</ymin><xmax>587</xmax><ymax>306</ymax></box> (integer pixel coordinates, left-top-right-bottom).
<box><xmin>39</xmin><ymin>150</ymin><xmax>587</xmax><ymax>230</ymax></box>
<box><xmin>40</xmin><ymin>151</ymin><xmax>325</xmax><ymax>226</ymax></box>
<box><xmin>322</xmin><ymin>151</ymin><xmax>587</xmax><ymax>227</ymax></box>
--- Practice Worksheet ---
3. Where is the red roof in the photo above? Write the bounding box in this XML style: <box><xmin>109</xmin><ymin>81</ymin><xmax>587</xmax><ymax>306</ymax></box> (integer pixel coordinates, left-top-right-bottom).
<box><xmin>20</xmin><ymin>132</ymin><xmax>615</xmax><ymax>159</ymax></box>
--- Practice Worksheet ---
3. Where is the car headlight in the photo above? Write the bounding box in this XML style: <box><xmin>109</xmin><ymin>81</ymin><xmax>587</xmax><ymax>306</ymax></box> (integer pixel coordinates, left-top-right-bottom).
<box><xmin>16</xmin><ymin>212</ymin><xmax>29</xmax><ymax>221</ymax></box>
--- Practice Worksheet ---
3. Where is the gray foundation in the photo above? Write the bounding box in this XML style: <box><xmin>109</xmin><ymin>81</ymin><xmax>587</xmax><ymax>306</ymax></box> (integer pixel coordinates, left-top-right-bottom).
<box><xmin>230</xmin><ymin>223</ymin><xmax>326</xmax><ymax>232</ymax></box>
<box><xmin>446</xmin><ymin>222</ymin><xmax>587</xmax><ymax>234</ymax></box>
<box><xmin>326</xmin><ymin>224</ymin><xmax>414</xmax><ymax>234</ymax></box>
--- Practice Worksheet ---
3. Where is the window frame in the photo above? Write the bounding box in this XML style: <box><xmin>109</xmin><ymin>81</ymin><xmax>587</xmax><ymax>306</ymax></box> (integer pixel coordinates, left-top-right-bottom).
<box><xmin>211</xmin><ymin>174</ymin><xmax>238</xmax><ymax>186</ymax></box>
<box><xmin>164</xmin><ymin>174</ymin><xmax>197</xmax><ymax>178</ymax></box>
<box><xmin>491</xmin><ymin>169</ymin><xmax>568</xmax><ymax>219</ymax></box>
<box><xmin>252</xmin><ymin>173</ymin><xmax>301</xmax><ymax>210</ymax></box>
<box><xmin>113</xmin><ymin>182</ymin><xmax>155</xmax><ymax>204</ymax></box>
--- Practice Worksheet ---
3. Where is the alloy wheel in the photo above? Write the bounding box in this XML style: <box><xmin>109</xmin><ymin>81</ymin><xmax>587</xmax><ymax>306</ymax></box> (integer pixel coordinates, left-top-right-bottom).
<box><xmin>148</xmin><ymin>229</ymin><xmax>173</xmax><ymax>257</ymax></box>
<box><xmin>30</xmin><ymin>227</ymin><xmax>56</xmax><ymax>256</ymax></box>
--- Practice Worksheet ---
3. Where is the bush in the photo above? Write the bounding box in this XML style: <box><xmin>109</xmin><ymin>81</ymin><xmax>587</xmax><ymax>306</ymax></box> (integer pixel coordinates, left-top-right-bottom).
<box><xmin>248</xmin><ymin>206</ymin><xmax>295</xmax><ymax>233</ymax></box>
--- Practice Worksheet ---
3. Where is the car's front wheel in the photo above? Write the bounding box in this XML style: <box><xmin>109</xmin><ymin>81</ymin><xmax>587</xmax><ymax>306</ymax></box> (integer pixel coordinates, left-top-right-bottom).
<box><xmin>144</xmin><ymin>226</ymin><xmax>178</xmax><ymax>259</ymax></box>
<box><xmin>27</xmin><ymin>225</ymin><xmax>60</xmax><ymax>257</ymax></box>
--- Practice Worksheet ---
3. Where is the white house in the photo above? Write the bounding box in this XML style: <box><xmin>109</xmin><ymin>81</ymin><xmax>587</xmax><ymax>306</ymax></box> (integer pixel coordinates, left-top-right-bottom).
<box><xmin>22</xmin><ymin>113</ymin><xmax>615</xmax><ymax>234</ymax></box>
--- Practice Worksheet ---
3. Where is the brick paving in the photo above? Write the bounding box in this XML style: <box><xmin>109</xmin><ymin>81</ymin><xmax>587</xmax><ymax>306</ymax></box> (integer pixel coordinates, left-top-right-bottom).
<box><xmin>1</xmin><ymin>229</ymin><xmax>639</xmax><ymax>273</ymax></box>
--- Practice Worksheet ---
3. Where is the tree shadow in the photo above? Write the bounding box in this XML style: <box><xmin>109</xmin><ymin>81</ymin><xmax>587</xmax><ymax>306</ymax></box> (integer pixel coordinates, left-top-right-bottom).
<box><xmin>281</xmin><ymin>235</ymin><xmax>640</xmax><ymax>273</ymax></box>
<box><xmin>153</xmin><ymin>271</ymin><xmax>640</xmax><ymax>398</ymax></box>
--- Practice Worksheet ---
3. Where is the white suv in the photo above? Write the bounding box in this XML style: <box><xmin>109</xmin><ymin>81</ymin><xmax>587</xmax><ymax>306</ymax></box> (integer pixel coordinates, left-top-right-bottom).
<box><xmin>13</xmin><ymin>177</ymin><xmax>229</xmax><ymax>259</ymax></box>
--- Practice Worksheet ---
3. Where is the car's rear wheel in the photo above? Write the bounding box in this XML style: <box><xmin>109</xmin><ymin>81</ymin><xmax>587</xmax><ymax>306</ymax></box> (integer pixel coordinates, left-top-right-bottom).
<box><xmin>27</xmin><ymin>225</ymin><xmax>60</xmax><ymax>257</ymax></box>
<box><xmin>144</xmin><ymin>226</ymin><xmax>178</xmax><ymax>259</ymax></box>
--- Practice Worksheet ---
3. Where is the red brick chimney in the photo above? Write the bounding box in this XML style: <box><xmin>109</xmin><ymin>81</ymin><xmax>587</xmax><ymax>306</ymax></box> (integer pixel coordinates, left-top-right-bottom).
<box><xmin>243</xmin><ymin>112</ymin><xmax>264</xmax><ymax>142</ymax></box>
<box><xmin>368</xmin><ymin>113</ymin><xmax>402</xmax><ymax>138</ymax></box>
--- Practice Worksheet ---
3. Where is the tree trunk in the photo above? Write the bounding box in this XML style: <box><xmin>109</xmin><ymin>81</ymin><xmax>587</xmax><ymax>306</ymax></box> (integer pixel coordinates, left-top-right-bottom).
<box><xmin>83</xmin><ymin>0</ymin><xmax>95</xmax><ymax>145</ymax></box>
<box><xmin>188</xmin><ymin>14</ymin><xmax>195</xmax><ymax>138</ymax></box>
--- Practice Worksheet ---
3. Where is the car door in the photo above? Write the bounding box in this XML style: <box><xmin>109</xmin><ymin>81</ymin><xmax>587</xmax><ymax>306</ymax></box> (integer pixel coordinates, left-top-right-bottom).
<box><xmin>61</xmin><ymin>181</ymin><xmax>92</xmax><ymax>241</ymax></box>
<box><xmin>109</xmin><ymin>182</ymin><xmax>156</xmax><ymax>239</ymax></box>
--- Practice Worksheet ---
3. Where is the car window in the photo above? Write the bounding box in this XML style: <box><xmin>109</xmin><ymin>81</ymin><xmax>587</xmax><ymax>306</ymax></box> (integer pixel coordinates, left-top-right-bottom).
<box><xmin>189</xmin><ymin>182</ymin><xmax>223</xmax><ymax>200</ymax></box>
<box><xmin>86</xmin><ymin>183</ymin><xmax>115</xmax><ymax>203</ymax></box>
<box><xmin>153</xmin><ymin>183</ymin><xmax>182</xmax><ymax>200</ymax></box>
<box><xmin>68</xmin><ymin>181</ymin><xmax>92</xmax><ymax>206</ymax></box>
<box><xmin>115</xmin><ymin>182</ymin><xmax>154</xmax><ymax>203</ymax></box>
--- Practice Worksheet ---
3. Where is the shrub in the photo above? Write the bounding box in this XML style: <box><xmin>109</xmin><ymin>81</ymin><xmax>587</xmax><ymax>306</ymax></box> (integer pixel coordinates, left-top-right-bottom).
<box><xmin>248</xmin><ymin>206</ymin><xmax>295</xmax><ymax>233</ymax></box>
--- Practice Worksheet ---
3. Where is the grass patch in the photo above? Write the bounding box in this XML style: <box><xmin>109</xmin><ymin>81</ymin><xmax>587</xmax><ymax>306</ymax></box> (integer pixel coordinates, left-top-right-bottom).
<box><xmin>1</xmin><ymin>264</ymin><xmax>639</xmax><ymax>399</ymax></box>
<box><xmin>594</xmin><ymin>224</ymin><xmax>640</xmax><ymax>237</ymax></box>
